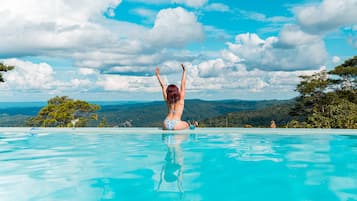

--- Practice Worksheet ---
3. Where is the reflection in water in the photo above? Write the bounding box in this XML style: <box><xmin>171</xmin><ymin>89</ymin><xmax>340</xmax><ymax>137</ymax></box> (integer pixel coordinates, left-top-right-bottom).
<box><xmin>157</xmin><ymin>134</ymin><xmax>190</xmax><ymax>198</ymax></box>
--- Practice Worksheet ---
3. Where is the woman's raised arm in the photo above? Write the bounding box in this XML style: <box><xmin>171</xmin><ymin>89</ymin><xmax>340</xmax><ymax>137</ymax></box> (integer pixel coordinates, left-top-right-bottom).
<box><xmin>180</xmin><ymin>64</ymin><xmax>186</xmax><ymax>100</ymax></box>
<box><xmin>155</xmin><ymin>68</ymin><xmax>167</xmax><ymax>101</ymax></box>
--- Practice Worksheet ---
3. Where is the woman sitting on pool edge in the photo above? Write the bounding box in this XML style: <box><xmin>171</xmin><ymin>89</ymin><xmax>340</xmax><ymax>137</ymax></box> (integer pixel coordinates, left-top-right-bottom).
<box><xmin>155</xmin><ymin>64</ymin><xmax>198</xmax><ymax>130</ymax></box>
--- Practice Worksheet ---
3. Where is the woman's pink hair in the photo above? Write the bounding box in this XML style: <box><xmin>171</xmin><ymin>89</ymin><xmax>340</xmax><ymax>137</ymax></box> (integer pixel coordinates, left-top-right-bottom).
<box><xmin>166</xmin><ymin>84</ymin><xmax>180</xmax><ymax>104</ymax></box>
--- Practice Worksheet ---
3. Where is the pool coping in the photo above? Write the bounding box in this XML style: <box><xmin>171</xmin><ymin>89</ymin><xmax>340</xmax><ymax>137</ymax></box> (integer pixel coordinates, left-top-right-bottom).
<box><xmin>0</xmin><ymin>127</ymin><xmax>356</xmax><ymax>135</ymax></box>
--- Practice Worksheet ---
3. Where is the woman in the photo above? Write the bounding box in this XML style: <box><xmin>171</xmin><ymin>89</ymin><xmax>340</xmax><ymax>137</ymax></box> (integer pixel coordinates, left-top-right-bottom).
<box><xmin>155</xmin><ymin>64</ymin><xmax>197</xmax><ymax>130</ymax></box>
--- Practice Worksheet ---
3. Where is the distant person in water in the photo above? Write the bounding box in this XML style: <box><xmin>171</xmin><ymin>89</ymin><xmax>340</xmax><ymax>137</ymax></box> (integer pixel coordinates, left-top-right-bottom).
<box><xmin>155</xmin><ymin>64</ymin><xmax>198</xmax><ymax>130</ymax></box>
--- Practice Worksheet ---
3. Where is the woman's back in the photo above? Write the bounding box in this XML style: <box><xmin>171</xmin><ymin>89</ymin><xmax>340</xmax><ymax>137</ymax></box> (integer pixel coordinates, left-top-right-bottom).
<box><xmin>166</xmin><ymin>101</ymin><xmax>184</xmax><ymax>120</ymax></box>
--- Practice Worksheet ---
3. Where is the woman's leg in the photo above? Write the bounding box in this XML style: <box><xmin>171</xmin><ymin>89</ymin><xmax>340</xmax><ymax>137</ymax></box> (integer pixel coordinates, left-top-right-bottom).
<box><xmin>173</xmin><ymin>120</ymin><xmax>189</xmax><ymax>130</ymax></box>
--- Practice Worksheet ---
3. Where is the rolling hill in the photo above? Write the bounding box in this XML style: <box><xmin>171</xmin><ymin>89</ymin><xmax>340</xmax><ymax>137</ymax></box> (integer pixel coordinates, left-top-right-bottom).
<box><xmin>0</xmin><ymin>99</ymin><xmax>294</xmax><ymax>127</ymax></box>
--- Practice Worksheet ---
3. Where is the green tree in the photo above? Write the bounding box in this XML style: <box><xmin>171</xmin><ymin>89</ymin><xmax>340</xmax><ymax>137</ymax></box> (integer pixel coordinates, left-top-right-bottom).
<box><xmin>289</xmin><ymin>70</ymin><xmax>329</xmax><ymax>119</ymax></box>
<box><xmin>27</xmin><ymin>96</ymin><xmax>100</xmax><ymax>127</ymax></box>
<box><xmin>289</xmin><ymin>55</ymin><xmax>357</xmax><ymax>128</ymax></box>
<box><xmin>328</xmin><ymin>55</ymin><xmax>357</xmax><ymax>91</ymax></box>
<box><xmin>307</xmin><ymin>99</ymin><xmax>357</xmax><ymax>128</ymax></box>
<box><xmin>0</xmin><ymin>63</ymin><xmax>15</xmax><ymax>82</ymax></box>
<box><xmin>328</xmin><ymin>55</ymin><xmax>357</xmax><ymax>103</ymax></box>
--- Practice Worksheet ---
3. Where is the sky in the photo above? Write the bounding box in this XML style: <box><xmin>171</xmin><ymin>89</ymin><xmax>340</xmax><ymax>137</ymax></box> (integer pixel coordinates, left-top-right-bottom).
<box><xmin>0</xmin><ymin>0</ymin><xmax>356</xmax><ymax>101</ymax></box>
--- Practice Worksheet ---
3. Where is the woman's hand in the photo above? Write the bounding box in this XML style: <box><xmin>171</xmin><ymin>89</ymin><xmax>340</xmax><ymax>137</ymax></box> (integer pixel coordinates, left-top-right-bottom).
<box><xmin>155</xmin><ymin>68</ymin><xmax>160</xmax><ymax>76</ymax></box>
<box><xmin>181</xmin><ymin>64</ymin><xmax>186</xmax><ymax>71</ymax></box>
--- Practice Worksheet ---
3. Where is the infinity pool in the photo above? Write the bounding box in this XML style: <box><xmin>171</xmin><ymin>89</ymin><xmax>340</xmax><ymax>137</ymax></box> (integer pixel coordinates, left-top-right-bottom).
<box><xmin>0</xmin><ymin>128</ymin><xmax>356</xmax><ymax>201</ymax></box>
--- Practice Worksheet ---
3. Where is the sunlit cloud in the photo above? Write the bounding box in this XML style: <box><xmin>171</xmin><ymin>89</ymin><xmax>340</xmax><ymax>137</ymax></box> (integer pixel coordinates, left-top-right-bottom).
<box><xmin>294</xmin><ymin>0</ymin><xmax>357</xmax><ymax>34</ymax></box>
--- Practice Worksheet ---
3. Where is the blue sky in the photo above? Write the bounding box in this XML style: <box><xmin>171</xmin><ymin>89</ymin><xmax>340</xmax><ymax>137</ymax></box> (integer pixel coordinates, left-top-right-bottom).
<box><xmin>0</xmin><ymin>0</ymin><xmax>356</xmax><ymax>101</ymax></box>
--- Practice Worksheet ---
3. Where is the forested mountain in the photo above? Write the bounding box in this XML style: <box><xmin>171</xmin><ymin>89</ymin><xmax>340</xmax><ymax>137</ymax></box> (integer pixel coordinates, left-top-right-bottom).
<box><xmin>0</xmin><ymin>107</ymin><xmax>40</xmax><ymax>127</ymax></box>
<box><xmin>97</xmin><ymin>99</ymin><xmax>291</xmax><ymax>127</ymax></box>
<box><xmin>200</xmin><ymin>102</ymin><xmax>295</xmax><ymax>128</ymax></box>
<box><xmin>0</xmin><ymin>99</ymin><xmax>291</xmax><ymax>127</ymax></box>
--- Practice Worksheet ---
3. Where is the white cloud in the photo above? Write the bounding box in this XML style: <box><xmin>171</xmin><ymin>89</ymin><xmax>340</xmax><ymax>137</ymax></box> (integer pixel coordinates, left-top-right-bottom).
<box><xmin>96</xmin><ymin>75</ymin><xmax>157</xmax><ymax>92</ymax></box>
<box><xmin>0</xmin><ymin>0</ymin><xmax>121</xmax><ymax>57</ymax></box>
<box><xmin>204</xmin><ymin>26</ymin><xmax>232</xmax><ymax>41</ymax></box>
<box><xmin>172</xmin><ymin>0</ymin><xmax>207</xmax><ymax>8</ymax></box>
<box><xmin>237</xmin><ymin>78</ymin><xmax>269</xmax><ymax>92</ymax></box>
<box><xmin>204</xmin><ymin>3</ymin><xmax>229</xmax><ymax>12</ymax></box>
<box><xmin>123</xmin><ymin>0</ymin><xmax>208</xmax><ymax>8</ymax></box>
<box><xmin>70</xmin><ymin>79</ymin><xmax>92</xmax><ymax>89</ymax></box>
<box><xmin>0</xmin><ymin>0</ymin><xmax>121</xmax><ymax>22</ymax></box>
<box><xmin>2</xmin><ymin>59</ymin><xmax>57</xmax><ymax>90</ymax></box>
<box><xmin>177</xmin><ymin>23</ymin><xmax>330</xmax><ymax>94</ymax></box>
<box><xmin>226</xmin><ymin>32</ymin><xmax>327</xmax><ymax>71</ymax></box>
<box><xmin>105</xmin><ymin>65</ymin><xmax>155</xmax><ymax>76</ymax></box>
<box><xmin>127</xmin><ymin>0</ymin><xmax>169</xmax><ymax>5</ymax></box>
<box><xmin>0</xmin><ymin>57</ymin><xmax>319</xmax><ymax>100</ymax></box>
<box><xmin>238</xmin><ymin>10</ymin><xmax>292</xmax><ymax>23</ymax></box>
<box><xmin>79</xmin><ymin>68</ymin><xmax>98</xmax><ymax>75</ymax></box>
<box><xmin>332</xmin><ymin>56</ymin><xmax>341</xmax><ymax>64</ymax></box>
<box><xmin>197</xmin><ymin>59</ymin><xmax>225</xmax><ymax>77</ymax></box>
<box><xmin>1</xmin><ymin>59</ymin><xmax>97</xmax><ymax>93</ymax></box>
<box><xmin>148</xmin><ymin>7</ymin><xmax>204</xmax><ymax>48</ymax></box>
<box><xmin>157</xmin><ymin>60</ymin><xmax>188</xmax><ymax>74</ymax></box>
<box><xmin>71</xmin><ymin>47</ymin><xmax>200</xmax><ymax>75</ymax></box>
<box><xmin>267</xmin><ymin>68</ymin><xmax>322</xmax><ymax>88</ymax></box>
<box><xmin>221</xmin><ymin>50</ymin><xmax>242</xmax><ymax>63</ymax></box>
<box><xmin>0</xmin><ymin>2</ymin><xmax>205</xmax><ymax>74</ymax></box>
<box><xmin>72</xmin><ymin>49</ymin><xmax>164</xmax><ymax>70</ymax></box>
<box><xmin>189</xmin><ymin>56</ymin><xmax>325</xmax><ymax>93</ymax></box>
<box><xmin>131</xmin><ymin>8</ymin><xmax>157</xmax><ymax>23</ymax></box>
<box><xmin>295</xmin><ymin>0</ymin><xmax>357</xmax><ymax>34</ymax></box>
<box><xmin>233</xmin><ymin>32</ymin><xmax>267</xmax><ymax>46</ymax></box>
<box><xmin>191</xmin><ymin>64</ymin><xmax>293</xmax><ymax>93</ymax></box>
<box><xmin>277</xmin><ymin>25</ymin><xmax>320</xmax><ymax>47</ymax></box>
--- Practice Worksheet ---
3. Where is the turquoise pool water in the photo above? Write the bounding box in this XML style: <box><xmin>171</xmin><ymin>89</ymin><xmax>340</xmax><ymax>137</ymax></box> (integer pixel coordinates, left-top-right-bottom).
<box><xmin>0</xmin><ymin>128</ymin><xmax>356</xmax><ymax>201</ymax></box>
